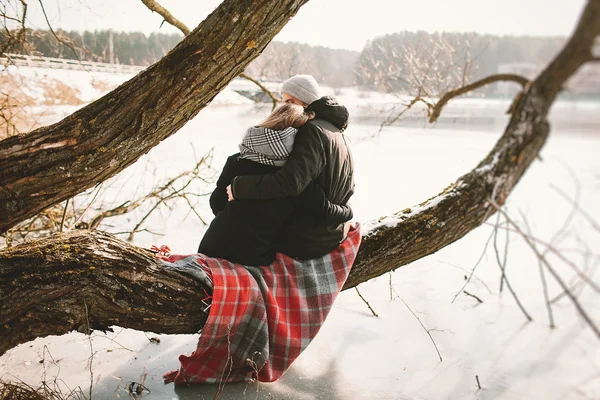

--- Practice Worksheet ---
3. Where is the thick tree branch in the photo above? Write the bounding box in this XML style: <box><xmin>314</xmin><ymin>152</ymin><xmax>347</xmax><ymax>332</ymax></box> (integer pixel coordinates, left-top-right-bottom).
<box><xmin>140</xmin><ymin>0</ymin><xmax>191</xmax><ymax>36</ymax></box>
<box><xmin>428</xmin><ymin>73</ymin><xmax>528</xmax><ymax>123</ymax></box>
<box><xmin>0</xmin><ymin>0</ymin><xmax>309</xmax><ymax>233</ymax></box>
<box><xmin>139</xmin><ymin>1</ymin><xmax>280</xmax><ymax>111</ymax></box>
<box><xmin>344</xmin><ymin>0</ymin><xmax>600</xmax><ymax>289</ymax></box>
<box><xmin>0</xmin><ymin>230</ymin><xmax>211</xmax><ymax>356</ymax></box>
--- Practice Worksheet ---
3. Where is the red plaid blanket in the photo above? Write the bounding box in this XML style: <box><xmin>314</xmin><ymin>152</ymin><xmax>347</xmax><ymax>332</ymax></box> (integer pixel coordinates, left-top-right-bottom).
<box><xmin>162</xmin><ymin>224</ymin><xmax>361</xmax><ymax>384</ymax></box>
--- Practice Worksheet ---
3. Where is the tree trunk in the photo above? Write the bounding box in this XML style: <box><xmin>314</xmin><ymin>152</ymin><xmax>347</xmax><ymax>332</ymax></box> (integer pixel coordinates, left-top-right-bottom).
<box><xmin>0</xmin><ymin>0</ymin><xmax>308</xmax><ymax>233</ymax></box>
<box><xmin>1</xmin><ymin>1</ymin><xmax>599</xmax><ymax>357</ymax></box>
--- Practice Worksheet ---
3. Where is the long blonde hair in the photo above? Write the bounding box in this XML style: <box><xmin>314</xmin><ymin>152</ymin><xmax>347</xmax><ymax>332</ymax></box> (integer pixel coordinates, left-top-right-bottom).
<box><xmin>258</xmin><ymin>103</ymin><xmax>315</xmax><ymax>130</ymax></box>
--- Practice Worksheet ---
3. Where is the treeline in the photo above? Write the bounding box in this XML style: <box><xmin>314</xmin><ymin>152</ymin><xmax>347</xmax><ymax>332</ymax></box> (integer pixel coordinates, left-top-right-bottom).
<box><xmin>355</xmin><ymin>31</ymin><xmax>566</xmax><ymax>93</ymax></box>
<box><xmin>1</xmin><ymin>29</ymin><xmax>183</xmax><ymax>66</ymax></box>
<box><xmin>243</xmin><ymin>41</ymin><xmax>358</xmax><ymax>90</ymax></box>
<box><xmin>3</xmin><ymin>29</ymin><xmax>580</xmax><ymax>93</ymax></box>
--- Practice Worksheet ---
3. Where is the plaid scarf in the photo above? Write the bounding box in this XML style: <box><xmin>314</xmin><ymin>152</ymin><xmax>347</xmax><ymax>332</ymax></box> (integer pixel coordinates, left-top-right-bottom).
<box><xmin>162</xmin><ymin>224</ymin><xmax>361</xmax><ymax>384</ymax></box>
<box><xmin>238</xmin><ymin>126</ymin><xmax>297</xmax><ymax>167</ymax></box>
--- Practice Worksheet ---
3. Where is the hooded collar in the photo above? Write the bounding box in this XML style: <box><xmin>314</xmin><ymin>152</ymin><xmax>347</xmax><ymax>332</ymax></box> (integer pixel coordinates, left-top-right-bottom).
<box><xmin>306</xmin><ymin>96</ymin><xmax>349</xmax><ymax>131</ymax></box>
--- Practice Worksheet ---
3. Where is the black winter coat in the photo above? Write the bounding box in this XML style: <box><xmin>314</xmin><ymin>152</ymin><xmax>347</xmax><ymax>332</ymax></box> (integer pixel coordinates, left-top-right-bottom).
<box><xmin>198</xmin><ymin>153</ymin><xmax>352</xmax><ymax>266</ymax></box>
<box><xmin>231</xmin><ymin>97</ymin><xmax>355</xmax><ymax>259</ymax></box>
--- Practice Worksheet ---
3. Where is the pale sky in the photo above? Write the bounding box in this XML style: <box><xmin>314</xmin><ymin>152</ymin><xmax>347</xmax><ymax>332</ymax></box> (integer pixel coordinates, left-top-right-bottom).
<box><xmin>18</xmin><ymin>0</ymin><xmax>587</xmax><ymax>51</ymax></box>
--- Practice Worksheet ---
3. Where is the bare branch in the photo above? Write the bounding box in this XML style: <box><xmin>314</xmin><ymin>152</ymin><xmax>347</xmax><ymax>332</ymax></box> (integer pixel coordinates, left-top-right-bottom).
<box><xmin>140</xmin><ymin>0</ymin><xmax>191</xmax><ymax>36</ymax></box>
<box><xmin>397</xmin><ymin>294</ymin><xmax>442</xmax><ymax>362</ymax></box>
<box><xmin>239</xmin><ymin>73</ymin><xmax>279</xmax><ymax>111</ymax></box>
<box><xmin>489</xmin><ymin>199</ymin><xmax>600</xmax><ymax>339</ymax></box>
<box><xmin>354</xmin><ymin>286</ymin><xmax>378</xmax><ymax>317</ymax></box>
<box><xmin>518</xmin><ymin>209</ymin><xmax>556</xmax><ymax>329</ymax></box>
<box><xmin>37</xmin><ymin>0</ymin><xmax>82</xmax><ymax>60</ymax></box>
<box><xmin>451</xmin><ymin>228</ymin><xmax>495</xmax><ymax>303</ymax></box>
<box><xmin>138</xmin><ymin>0</ymin><xmax>280</xmax><ymax>109</ymax></box>
<box><xmin>549</xmin><ymin>183</ymin><xmax>600</xmax><ymax>232</ymax></box>
<box><xmin>428</xmin><ymin>74</ymin><xmax>528</xmax><ymax>123</ymax></box>
<box><xmin>463</xmin><ymin>291</ymin><xmax>483</xmax><ymax>303</ymax></box>
<box><xmin>492</xmin><ymin>212</ymin><xmax>510</xmax><ymax>293</ymax></box>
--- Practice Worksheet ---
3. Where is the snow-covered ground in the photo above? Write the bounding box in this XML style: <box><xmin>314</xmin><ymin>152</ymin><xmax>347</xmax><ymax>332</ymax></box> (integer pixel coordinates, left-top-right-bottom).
<box><xmin>1</xmin><ymin>66</ymin><xmax>599</xmax><ymax>400</ymax></box>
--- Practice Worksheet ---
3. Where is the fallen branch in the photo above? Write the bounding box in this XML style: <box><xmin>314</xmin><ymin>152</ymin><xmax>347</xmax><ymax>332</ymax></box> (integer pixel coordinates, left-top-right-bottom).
<box><xmin>463</xmin><ymin>291</ymin><xmax>483</xmax><ymax>303</ymax></box>
<box><xmin>398</xmin><ymin>294</ymin><xmax>442</xmax><ymax>362</ymax></box>
<box><xmin>489</xmin><ymin>199</ymin><xmax>600</xmax><ymax>339</ymax></box>
<box><xmin>355</xmin><ymin>286</ymin><xmax>378</xmax><ymax>317</ymax></box>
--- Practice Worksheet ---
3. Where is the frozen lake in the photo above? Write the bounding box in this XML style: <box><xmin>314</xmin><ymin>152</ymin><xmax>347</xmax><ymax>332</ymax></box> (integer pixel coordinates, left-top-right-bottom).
<box><xmin>1</xmin><ymin>76</ymin><xmax>599</xmax><ymax>399</ymax></box>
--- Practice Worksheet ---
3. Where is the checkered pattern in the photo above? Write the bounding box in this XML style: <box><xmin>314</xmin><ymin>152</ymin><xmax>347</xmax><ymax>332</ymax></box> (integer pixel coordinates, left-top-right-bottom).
<box><xmin>163</xmin><ymin>224</ymin><xmax>361</xmax><ymax>384</ymax></box>
<box><xmin>238</xmin><ymin>126</ymin><xmax>297</xmax><ymax>167</ymax></box>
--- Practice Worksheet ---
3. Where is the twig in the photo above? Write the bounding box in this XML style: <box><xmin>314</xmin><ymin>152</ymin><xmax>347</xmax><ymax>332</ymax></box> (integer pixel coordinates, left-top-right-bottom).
<box><xmin>451</xmin><ymin>228</ymin><xmax>495</xmax><ymax>303</ymax></box>
<box><xmin>140</xmin><ymin>0</ymin><xmax>191</xmax><ymax>35</ymax></box>
<box><xmin>388</xmin><ymin>271</ymin><xmax>393</xmax><ymax>300</ymax></box>
<box><xmin>489</xmin><ymin>199</ymin><xmax>600</xmax><ymax>338</ymax></box>
<box><xmin>215</xmin><ymin>329</ymin><xmax>234</xmax><ymax>399</ymax></box>
<box><xmin>70</xmin><ymin>183</ymin><xmax>103</xmax><ymax>229</ymax></box>
<box><xmin>494</xmin><ymin>208</ymin><xmax>533</xmax><ymax>321</ymax></box>
<box><xmin>138</xmin><ymin>0</ymin><xmax>279</xmax><ymax>109</ymax></box>
<box><xmin>83</xmin><ymin>300</ymin><xmax>94</xmax><ymax>400</ymax></box>
<box><xmin>482</xmin><ymin>221</ymin><xmax>600</xmax><ymax>294</ymax></box>
<box><xmin>37</xmin><ymin>0</ymin><xmax>83</xmax><ymax>60</ymax></box>
<box><xmin>239</xmin><ymin>73</ymin><xmax>279</xmax><ymax>111</ymax></box>
<box><xmin>551</xmin><ymin>237</ymin><xmax>600</xmax><ymax>303</ymax></box>
<box><xmin>549</xmin><ymin>183</ymin><xmax>600</xmax><ymax>232</ymax></box>
<box><xmin>476</xmin><ymin>375</ymin><xmax>482</xmax><ymax>390</ymax></box>
<box><xmin>517</xmin><ymin>206</ymin><xmax>567</xmax><ymax>329</ymax></box>
<box><xmin>378</xmin><ymin>93</ymin><xmax>433</xmax><ymax>133</ymax></box>
<box><xmin>59</xmin><ymin>198</ymin><xmax>69</xmax><ymax>233</ymax></box>
<box><xmin>492</xmin><ymin>212</ymin><xmax>510</xmax><ymax>293</ymax></box>
<box><xmin>355</xmin><ymin>286</ymin><xmax>378</xmax><ymax>317</ymax></box>
<box><xmin>463</xmin><ymin>291</ymin><xmax>483</xmax><ymax>303</ymax></box>
<box><xmin>436</xmin><ymin>261</ymin><xmax>492</xmax><ymax>293</ymax></box>
<box><xmin>486</xmin><ymin>208</ymin><xmax>533</xmax><ymax>321</ymax></box>
<box><xmin>398</xmin><ymin>294</ymin><xmax>442</xmax><ymax>362</ymax></box>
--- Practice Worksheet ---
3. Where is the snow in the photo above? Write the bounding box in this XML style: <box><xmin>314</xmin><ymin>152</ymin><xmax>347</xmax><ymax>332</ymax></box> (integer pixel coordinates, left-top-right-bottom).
<box><xmin>2</xmin><ymin>64</ymin><xmax>254</xmax><ymax>107</ymax></box>
<box><xmin>1</xmin><ymin>67</ymin><xmax>600</xmax><ymax>400</ymax></box>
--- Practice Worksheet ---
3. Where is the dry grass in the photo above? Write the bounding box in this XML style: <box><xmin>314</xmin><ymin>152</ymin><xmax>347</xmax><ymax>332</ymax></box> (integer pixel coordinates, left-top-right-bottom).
<box><xmin>91</xmin><ymin>79</ymin><xmax>118</xmax><ymax>93</ymax></box>
<box><xmin>0</xmin><ymin>74</ymin><xmax>36</xmax><ymax>139</ymax></box>
<box><xmin>0</xmin><ymin>71</ymin><xmax>85</xmax><ymax>140</ymax></box>
<box><xmin>0</xmin><ymin>380</ymin><xmax>85</xmax><ymax>400</ymax></box>
<box><xmin>39</xmin><ymin>79</ymin><xmax>84</xmax><ymax>106</ymax></box>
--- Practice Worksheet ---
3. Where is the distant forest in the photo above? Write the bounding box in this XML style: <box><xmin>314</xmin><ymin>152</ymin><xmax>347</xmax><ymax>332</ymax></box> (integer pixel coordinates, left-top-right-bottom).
<box><xmin>3</xmin><ymin>29</ymin><xmax>583</xmax><ymax>94</ymax></box>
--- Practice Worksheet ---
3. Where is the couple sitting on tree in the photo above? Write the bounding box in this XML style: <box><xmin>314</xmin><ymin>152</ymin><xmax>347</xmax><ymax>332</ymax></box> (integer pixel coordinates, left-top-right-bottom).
<box><xmin>198</xmin><ymin>74</ymin><xmax>355</xmax><ymax>265</ymax></box>
<box><xmin>163</xmin><ymin>75</ymin><xmax>359</xmax><ymax>384</ymax></box>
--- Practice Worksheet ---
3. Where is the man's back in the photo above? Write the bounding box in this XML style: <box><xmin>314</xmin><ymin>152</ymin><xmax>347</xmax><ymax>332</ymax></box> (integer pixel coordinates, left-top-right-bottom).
<box><xmin>231</xmin><ymin>96</ymin><xmax>355</xmax><ymax>260</ymax></box>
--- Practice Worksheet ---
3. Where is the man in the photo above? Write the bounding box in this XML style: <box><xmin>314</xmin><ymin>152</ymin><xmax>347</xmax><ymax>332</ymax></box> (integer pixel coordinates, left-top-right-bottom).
<box><xmin>228</xmin><ymin>74</ymin><xmax>355</xmax><ymax>259</ymax></box>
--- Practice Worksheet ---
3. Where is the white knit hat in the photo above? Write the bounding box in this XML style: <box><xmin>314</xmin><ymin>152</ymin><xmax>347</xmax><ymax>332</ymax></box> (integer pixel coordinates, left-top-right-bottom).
<box><xmin>280</xmin><ymin>75</ymin><xmax>321</xmax><ymax>105</ymax></box>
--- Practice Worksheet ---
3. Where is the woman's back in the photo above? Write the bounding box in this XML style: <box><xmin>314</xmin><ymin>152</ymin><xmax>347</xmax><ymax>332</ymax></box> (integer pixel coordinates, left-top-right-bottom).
<box><xmin>199</xmin><ymin>155</ymin><xmax>293</xmax><ymax>266</ymax></box>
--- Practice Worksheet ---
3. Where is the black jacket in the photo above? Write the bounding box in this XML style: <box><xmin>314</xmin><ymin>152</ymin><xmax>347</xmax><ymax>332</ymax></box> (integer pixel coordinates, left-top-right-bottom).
<box><xmin>199</xmin><ymin>153</ymin><xmax>352</xmax><ymax>266</ymax></box>
<box><xmin>231</xmin><ymin>97</ymin><xmax>355</xmax><ymax>259</ymax></box>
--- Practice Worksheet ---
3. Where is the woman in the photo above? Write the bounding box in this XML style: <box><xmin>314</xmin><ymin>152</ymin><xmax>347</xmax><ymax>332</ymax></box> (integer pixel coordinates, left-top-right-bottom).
<box><xmin>198</xmin><ymin>103</ymin><xmax>352</xmax><ymax>266</ymax></box>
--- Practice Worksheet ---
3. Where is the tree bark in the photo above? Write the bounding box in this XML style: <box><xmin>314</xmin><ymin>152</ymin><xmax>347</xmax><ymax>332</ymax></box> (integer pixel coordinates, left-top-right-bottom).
<box><xmin>0</xmin><ymin>230</ymin><xmax>210</xmax><ymax>356</ymax></box>
<box><xmin>1</xmin><ymin>0</ymin><xmax>599</xmax><ymax>357</ymax></box>
<box><xmin>0</xmin><ymin>0</ymin><xmax>308</xmax><ymax>233</ymax></box>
